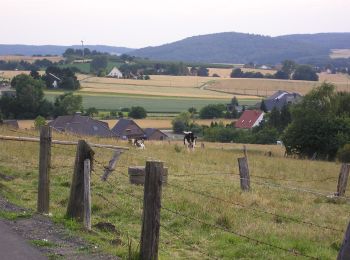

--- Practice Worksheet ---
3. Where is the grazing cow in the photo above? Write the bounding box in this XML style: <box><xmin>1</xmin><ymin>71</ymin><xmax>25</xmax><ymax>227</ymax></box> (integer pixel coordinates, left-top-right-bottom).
<box><xmin>134</xmin><ymin>138</ymin><xmax>145</xmax><ymax>149</ymax></box>
<box><xmin>183</xmin><ymin>131</ymin><xmax>197</xmax><ymax>150</ymax></box>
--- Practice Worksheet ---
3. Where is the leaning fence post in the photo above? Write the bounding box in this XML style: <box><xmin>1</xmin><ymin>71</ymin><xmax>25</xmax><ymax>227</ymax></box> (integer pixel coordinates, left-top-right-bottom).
<box><xmin>238</xmin><ymin>157</ymin><xmax>250</xmax><ymax>191</ymax></box>
<box><xmin>101</xmin><ymin>149</ymin><xmax>122</xmax><ymax>181</ymax></box>
<box><xmin>336</xmin><ymin>163</ymin><xmax>350</xmax><ymax>197</ymax></box>
<box><xmin>37</xmin><ymin>125</ymin><xmax>52</xmax><ymax>214</ymax></box>
<box><xmin>140</xmin><ymin>160</ymin><xmax>164</xmax><ymax>260</ymax></box>
<box><xmin>338</xmin><ymin>221</ymin><xmax>350</xmax><ymax>259</ymax></box>
<box><xmin>83</xmin><ymin>159</ymin><xmax>91</xmax><ymax>231</ymax></box>
<box><xmin>66</xmin><ymin>140</ymin><xmax>94</xmax><ymax>221</ymax></box>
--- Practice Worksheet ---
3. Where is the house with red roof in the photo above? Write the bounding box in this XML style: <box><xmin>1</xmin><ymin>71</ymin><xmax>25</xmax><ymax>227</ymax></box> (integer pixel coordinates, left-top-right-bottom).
<box><xmin>235</xmin><ymin>110</ymin><xmax>264</xmax><ymax>129</ymax></box>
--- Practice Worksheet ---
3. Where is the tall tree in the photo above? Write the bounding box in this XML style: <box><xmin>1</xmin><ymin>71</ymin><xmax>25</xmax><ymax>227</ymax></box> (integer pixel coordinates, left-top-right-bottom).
<box><xmin>260</xmin><ymin>100</ymin><xmax>268</xmax><ymax>112</ymax></box>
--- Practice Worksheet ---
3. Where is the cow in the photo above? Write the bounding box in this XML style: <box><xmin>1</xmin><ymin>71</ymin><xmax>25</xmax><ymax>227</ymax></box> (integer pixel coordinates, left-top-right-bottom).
<box><xmin>134</xmin><ymin>138</ymin><xmax>145</xmax><ymax>149</ymax></box>
<box><xmin>183</xmin><ymin>131</ymin><xmax>197</xmax><ymax>150</ymax></box>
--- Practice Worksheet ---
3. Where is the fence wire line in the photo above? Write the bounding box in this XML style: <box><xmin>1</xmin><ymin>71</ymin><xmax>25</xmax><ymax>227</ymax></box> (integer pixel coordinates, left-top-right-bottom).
<box><xmin>95</xmin><ymin>171</ymin><xmax>319</xmax><ymax>259</ymax></box>
<box><xmin>160</xmin><ymin>223</ymin><xmax>220</xmax><ymax>260</ymax></box>
<box><xmin>172</xmin><ymin>171</ymin><xmax>338</xmax><ymax>184</ymax></box>
<box><xmin>161</xmin><ymin>206</ymin><xmax>318</xmax><ymax>260</ymax></box>
<box><xmin>165</xmin><ymin>182</ymin><xmax>344</xmax><ymax>233</ymax></box>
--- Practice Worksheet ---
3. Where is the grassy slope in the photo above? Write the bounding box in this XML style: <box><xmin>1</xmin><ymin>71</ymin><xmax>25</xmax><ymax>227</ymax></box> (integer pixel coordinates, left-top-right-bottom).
<box><xmin>0</xmin><ymin>127</ymin><xmax>347</xmax><ymax>259</ymax></box>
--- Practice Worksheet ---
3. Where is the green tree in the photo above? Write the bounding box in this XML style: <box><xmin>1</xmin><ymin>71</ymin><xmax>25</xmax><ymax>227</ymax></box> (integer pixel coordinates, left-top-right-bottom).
<box><xmin>90</xmin><ymin>56</ymin><xmax>108</xmax><ymax>74</ymax></box>
<box><xmin>292</xmin><ymin>65</ymin><xmax>319</xmax><ymax>81</ymax></box>
<box><xmin>53</xmin><ymin>92</ymin><xmax>83</xmax><ymax>116</ymax></box>
<box><xmin>85</xmin><ymin>107</ymin><xmax>98</xmax><ymax>117</ymax></box>
<box><xmin>231</xmin><ymin>96</ymin><xmax>239</xmax><ymax>106</ymax></box>
<box><xmin>268</xmin><ymin>107</ymin><xmax>281</xmax><ymax>129</ymax></box>
<box><xmin>129</xmin><ymin>106</ymin><xmax>147</xmax><ymax>119</ymax></box>
<box><xmin>260</xmin><ymin>100</ymin><xmax>267</xmax><ymax>112</ymax></box>
<box><xmin>34</xmin><ymin>115</ymin><xmax>46</xmax><ymax>129</ymax></box>
<box><xmin>171</xmin><ymin>111</ymin><xmax>191</xmax><ymax>133</ymax></box>
<box><xmin>11</xmin><ymin>74</ymin><xmax>46</xmax><ymax>118</ymax></box>
<box><xmin>199</xmin><ymin>104</ymin><xmax>225</xmax><ymax>119</ymax></box>
<box><xmin>281</xmin><ymin>60</ymin><xmax>296</xmax><ymax>79</ymax></box>
<box><xmin>30</xmin><ymin>69</ymin><xmax>40</xmax><ymax>80</ymax></box>
<box><xmin>282</xmin><ymin>82</ymin><xmax>350</xmax><ymax>160</ymax></box>
<box><xmin>230</xmin><ymin>68</ymin><xmax>244</xmax><ymax>78</ymax></box>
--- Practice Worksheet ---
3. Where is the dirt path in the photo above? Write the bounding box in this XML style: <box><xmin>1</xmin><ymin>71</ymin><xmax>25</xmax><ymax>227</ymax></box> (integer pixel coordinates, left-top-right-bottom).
<box><xmin>0</xmin><ymin>196</ymin><xmax>118</xmax><ymax>259</ymax></box>
<box><xmin>0</xmin><ymin>220</ymin><xmax>47</xmax><ymax>259</ymax></box>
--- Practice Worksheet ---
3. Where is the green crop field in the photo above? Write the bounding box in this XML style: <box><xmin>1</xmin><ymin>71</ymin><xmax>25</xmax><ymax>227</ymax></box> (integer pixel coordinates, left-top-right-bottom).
<box><xmin>0</xmin><ymin>127</ymin><xmax>347</xmax><ymax>259</ymax></box>
<box><xmin>45</xmin><ymin>91</ymin><xmax>258</xmax><ymax>113</ymax></box>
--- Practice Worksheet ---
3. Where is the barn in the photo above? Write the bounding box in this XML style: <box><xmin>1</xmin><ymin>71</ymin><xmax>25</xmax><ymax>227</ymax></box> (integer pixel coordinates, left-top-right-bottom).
<box><xmin>144</xmin><ymin>128</ymin><xmax>168</xmax><ymax>140</ymax></box>
<box><xmin>111</xmin><ymin>119</ymin><xmax>145</xmax><ymax>140</ymax></box>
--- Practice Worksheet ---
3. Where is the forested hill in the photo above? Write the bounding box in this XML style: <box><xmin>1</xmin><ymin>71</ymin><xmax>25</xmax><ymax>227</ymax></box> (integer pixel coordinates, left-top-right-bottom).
<box><xmin>0</xmin><ymin>44</ymin><xmax>134</xmax><ymax>56</ymax></box>
<box><xmin>128</xmin><ymin>32</ymin><xmax>350</xmax><ymax>64</ymax></box>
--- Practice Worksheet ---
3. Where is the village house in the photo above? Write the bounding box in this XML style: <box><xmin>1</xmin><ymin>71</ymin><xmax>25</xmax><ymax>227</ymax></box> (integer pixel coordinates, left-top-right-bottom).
<box><xmin>257</xmin><ymin>90</ymin><xmax>301</xmax><ymax>112</ymax></box>
<box><xmin>235</xmin><ymin>110</ymin><xmax>264</xmax><ymax>129</ymax></box>
<box><xmin>111</xmin><ymin>118</ymin><xmax>145</xmax><ymax>140</ymax></box>
<box><xmin>107</xmin><ymin>67</ymin><xmax>123</xmax><ymax>78</ymax></box>
<box><xmin>144</xmin><ymin>128</ymin><xmax>168</xmax><ymax>140</ymax></box>
<box><xmin>48</xmin><ymin>113</ymin><xmax>116</xmax><ymax>137</ymax></box>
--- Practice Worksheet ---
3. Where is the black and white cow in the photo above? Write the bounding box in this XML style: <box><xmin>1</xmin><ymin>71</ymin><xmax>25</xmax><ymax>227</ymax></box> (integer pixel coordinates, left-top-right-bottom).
<box><xmin>133</xmin><ymin>138</ymin><xmax>145</xmax><ymax>149</ymax></box>
<box><xmin>183</xmin><ymin>131</ymin><xmax>197</xmax><ymax>150</ymax></box>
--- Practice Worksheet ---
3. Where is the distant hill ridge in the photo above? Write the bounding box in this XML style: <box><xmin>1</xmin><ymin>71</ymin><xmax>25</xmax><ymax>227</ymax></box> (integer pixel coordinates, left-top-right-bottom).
<box><xmin>128</xmin><ymin>32</ymin><xmax>350</xmax><ymax>64</ymax></box>
<box><xmin>1</xmin><ymin>32</ymin><xmax>350</xmax><ymax>64</ymax></box>
<box><xmin>0</xmin><ymin>44</ymin><xmax>134</xmax><ymax>56</ymax></box>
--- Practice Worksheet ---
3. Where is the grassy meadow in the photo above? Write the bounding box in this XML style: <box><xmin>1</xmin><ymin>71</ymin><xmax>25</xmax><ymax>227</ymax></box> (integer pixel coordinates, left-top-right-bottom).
<box><xmin>0</xmin><ymin>126</ymin><xmax>348</xmax><ymax>259</ymax></box>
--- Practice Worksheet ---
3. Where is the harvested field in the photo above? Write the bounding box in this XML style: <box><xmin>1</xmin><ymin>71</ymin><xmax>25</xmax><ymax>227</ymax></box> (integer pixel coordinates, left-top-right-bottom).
<box><xmin>330</xmin><ymin>49</ymin><xmax>350</xmax><ymax>59</ymax></box>
<box><xmin>208</xmin><ymin>68</ymin><xmax>277</xmax><ymax>78</ymax></box>
<box><xmin>207</xmin><ymin>76</ymin><xmax>350</xmax><ymax>96</ymax></box>
<box><xmin>0</xmin><ymin>55</ymin><xmax>63</xmax><ymax>63</ymax></box>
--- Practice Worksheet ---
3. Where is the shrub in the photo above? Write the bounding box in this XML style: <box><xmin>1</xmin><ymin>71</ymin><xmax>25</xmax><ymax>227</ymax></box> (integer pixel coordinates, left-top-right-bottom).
<box><xmin>129</xmin><ymin>106</ymin><xmax>147</xmax><ymax>119</ymax></box>
<box><xmin>337</xmin><ymin>144</ymin><xmax>350</xmax><ymax>163</ymax></box>
<box><xmin>34</xmin><ymin>115</ymin><xmax>46</xmax><ymax>129</ymax></box>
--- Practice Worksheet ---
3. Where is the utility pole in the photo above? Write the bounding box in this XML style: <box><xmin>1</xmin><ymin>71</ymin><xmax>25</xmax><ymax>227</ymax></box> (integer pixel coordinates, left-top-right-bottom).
<box><xmin>81</xmin><ymin>40</ymin><xmax>84</xmax><ymax>61</ymax></box>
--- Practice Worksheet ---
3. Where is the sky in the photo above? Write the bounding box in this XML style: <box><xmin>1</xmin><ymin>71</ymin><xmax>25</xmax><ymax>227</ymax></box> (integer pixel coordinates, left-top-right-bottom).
<box><xmin>1</xmin><ymin>0</ymin><xmax>349</xmax><ymax>48</ymax></box>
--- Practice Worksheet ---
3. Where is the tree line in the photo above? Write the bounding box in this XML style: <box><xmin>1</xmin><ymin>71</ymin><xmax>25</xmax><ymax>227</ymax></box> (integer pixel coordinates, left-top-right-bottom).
<box><xmin>230</xmin><ymin>60</ymin><xmax>319</xmax><ymax>81</ymax></box>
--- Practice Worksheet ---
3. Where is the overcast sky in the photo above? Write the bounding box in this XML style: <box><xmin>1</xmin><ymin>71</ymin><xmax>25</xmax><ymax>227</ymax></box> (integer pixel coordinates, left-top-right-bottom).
<box><xmin>1</xmin><ymin>0</ymin><xmax>349</xmax><ymax>48</ymax></box>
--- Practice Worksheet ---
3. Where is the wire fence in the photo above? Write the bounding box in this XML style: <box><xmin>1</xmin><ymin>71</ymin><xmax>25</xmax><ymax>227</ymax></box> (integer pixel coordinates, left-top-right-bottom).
<box><xmin>0</xmin><ymin>128</ymin><xmax>348</xmax><ymax>259</ymax></box>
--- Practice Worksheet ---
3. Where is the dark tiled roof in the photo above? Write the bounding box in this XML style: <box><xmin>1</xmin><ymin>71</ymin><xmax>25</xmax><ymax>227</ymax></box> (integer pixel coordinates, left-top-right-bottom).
<box><xmin>257</xmin><ymin>90</ymin><xmax>302</xmax><ymax>111</ymax></box>
<box><xmin>48</xmin><ymin>114</ymin><xmax>115</xmax><ymax>137</ymax></box>
<box><xmin>235</xmin><ymin>110</ymin><xmax>264</xmax><ymax>129</ymax></box>
<box><xmin>144</xmin><ymin>128</ymin><xmax>168</xmax><ymax>139</ymax></box>
<box><xmin>111</xmin><ymin>118</ymin><xmax>145</xmax><ymax>138</ymax></box>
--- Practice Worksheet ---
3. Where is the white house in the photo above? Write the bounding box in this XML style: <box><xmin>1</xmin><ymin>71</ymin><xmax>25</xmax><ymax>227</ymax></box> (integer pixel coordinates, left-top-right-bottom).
<box><xmin>107</xmin><ymin>67</ymin><xmax>123</xmax><ymax>78</ymax></box>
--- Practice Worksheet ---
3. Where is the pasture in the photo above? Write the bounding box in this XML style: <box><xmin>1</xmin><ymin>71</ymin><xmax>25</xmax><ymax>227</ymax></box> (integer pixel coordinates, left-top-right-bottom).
<box><xmin>0</xmin><ymin>126</ymin><xmax>348</xmax><ymax>259</ymax></box>
<box><xmin>44</xmin><ymin>91</ymin><xmax>257</xmax><ymax>113</ymax></box>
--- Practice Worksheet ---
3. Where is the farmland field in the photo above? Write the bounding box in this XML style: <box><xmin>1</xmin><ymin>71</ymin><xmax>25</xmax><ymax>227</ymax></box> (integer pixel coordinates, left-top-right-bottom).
<box><xmin>330</xmin><ymin>49</ymin><xmax>350</xmax><ymax>59</ymax></box>
<box><xmin>206</xmin><ymin>73</ymin><xmax>350</xmax><ymax>96</ymax></box>
<box><xmin>208</xmin><ymin>68</ymin><xmax>277</xmax><ymax>78</ymax></box>
<box><xmin>45</xmin><ymin>91</ymin><xmax>258</xmax><ymax>112</ymax></box>
<box><xmin>0</xmin><ymin>55</ymin><xmax>63</xmax><ymax>63</ymax></box>
<box><xmin>0</xmin><ymin>126</ymin><xmax>348</xmax><ymax>259</ymax></box>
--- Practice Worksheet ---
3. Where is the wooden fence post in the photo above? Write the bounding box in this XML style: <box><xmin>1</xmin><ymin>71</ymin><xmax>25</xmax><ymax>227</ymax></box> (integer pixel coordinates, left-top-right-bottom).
<box><xmin>337</xmin><ymin>163</ymin><xmax>350</xmax><ymax>197</ymax></box>
<box><xmin>66</xmin><ymin>140</ymin><xmax>94</xmax><ymax>221</ymax></box>
<box><xmin>238</xmin><ymin>157</ymin><xmax>250</xmax><ymax>191</ymax></box>
<box><xmin>338</xmin><ymin>221</ymin><xmax>350</xmax><ymax>259</ymax></box>
<box><xmin>83</xmin><ymin>159</ymin><xmax>91</xmax><ymax>231</ymax></box>
<box><xmin>37</xmin><ymin>125</ymin><xmax>52</xmax><ymax>214</ymax></box>
<box><xmin>140</xmin><ymin>160</ymin><xmax>164</xmax><ymax>260</ymax></box>
<box><xmin>101</xmin><ymin>149</ymin><xmax>122</xmax><ymax>181</ymax></box>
